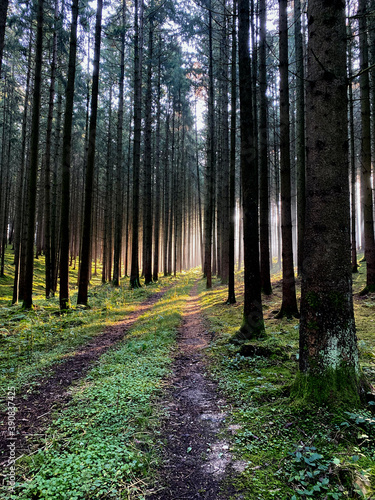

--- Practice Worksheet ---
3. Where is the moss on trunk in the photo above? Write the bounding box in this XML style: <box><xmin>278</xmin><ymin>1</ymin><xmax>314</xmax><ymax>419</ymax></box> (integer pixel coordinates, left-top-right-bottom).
<box><xmin>291</xmin><ymin>365</ymin><xmax>370</xmax><ymax>408</ymax></box>
<box><xmin>230</xmin><ymin>314</ymin><xmax>266</xmax><ymax>343</ymax></box>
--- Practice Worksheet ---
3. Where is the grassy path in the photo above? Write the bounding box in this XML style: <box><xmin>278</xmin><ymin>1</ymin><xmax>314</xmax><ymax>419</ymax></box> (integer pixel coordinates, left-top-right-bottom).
<box><xmin>148</xmin><ymin>281</ymin><xmax>244</xmax><ymax>499</ymax></box>
<box><xmin>0</xmin><ymin>285</ymin><xmax>171</xmax><ymax>465</ymax></box>
<box><xmin>0</xmin><ymin>272</ymin><xmax>198</xmax><ymax>499</ymax></box>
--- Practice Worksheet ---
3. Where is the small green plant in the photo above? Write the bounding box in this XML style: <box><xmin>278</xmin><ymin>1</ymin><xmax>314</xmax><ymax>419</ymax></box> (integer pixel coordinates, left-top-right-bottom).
<box><xmin>287</xmin><ymin>445</ymin><xmax>343</xmax><ymax>499</ymax></box>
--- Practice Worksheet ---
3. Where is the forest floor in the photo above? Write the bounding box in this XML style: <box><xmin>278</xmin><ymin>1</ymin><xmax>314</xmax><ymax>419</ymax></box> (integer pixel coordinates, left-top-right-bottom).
<box><xmin>147</xmin><ymin>281</ymin><xmax>246</xmax><ymax>500</ymax></box>
<box><xmin>0</xmin><ymin>285</ymin><xmax>171</xmax><ymax>465</ymax></box>
<box><xmin>0</xmin><ymin>249</ymin><xmax>375</xmax><ymax>499</ymax></box>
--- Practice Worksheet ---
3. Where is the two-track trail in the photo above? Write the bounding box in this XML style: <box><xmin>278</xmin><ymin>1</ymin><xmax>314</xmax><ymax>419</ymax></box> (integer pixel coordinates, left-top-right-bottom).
<box><xmin>148</xmin><ymin>282</ymin><xmax>244</xmax><ymax>500</ymax></box>
<box><xmin>0</xmin><ymin>286</ymin><xmax>170</xmax><ymax>465</ymax></box>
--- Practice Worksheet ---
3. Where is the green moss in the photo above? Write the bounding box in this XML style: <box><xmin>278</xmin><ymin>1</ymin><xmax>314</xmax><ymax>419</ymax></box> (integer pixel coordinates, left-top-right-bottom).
<box><xmin>360</xmin><ymin>284</ymin><xmax>375</xmax><ymax>296</ymax></box>
<box><xmin>328</xmin><ymin>291</ymin><xmax>345</xmax><ymax>310</ymax></box>
<box><xmin>229</xmin><ymin>315</ymin><xmax>266</xmax><ymax>344</ymax></box>
<box><xmin>305</xmin><ymin>291</ymin><xmax>321</xmax><ymax>309</ymax></box>
<box><xmin>291</xmin><ymin>365</ymin><xmax>362</xmax><ymax>408</ymax></box>
<box><xmin>307</xmin><ymin>320</ymin><xmax>319</xmax><ymax>330</ymax></box>
<box><xmin>6</xmin><ymin>272</ymin><xmax>198</xmax><ymax>499</ymax></box>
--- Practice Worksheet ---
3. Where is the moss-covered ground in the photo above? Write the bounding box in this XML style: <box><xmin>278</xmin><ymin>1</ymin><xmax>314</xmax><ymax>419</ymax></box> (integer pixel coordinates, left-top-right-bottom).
<box><xmin>199</xmin><ymin>260</ymin><xmax>375</xmax><ymax>499</ymax></box>
<box><xmin>0</xmin><ymin>247</ymin><xmax>183</xmax><ymax>402</ymax></box>
<box><xmin>0</xmin><ymin>246</ymin><xmax>199</xmax><ymax>498</ymax></box>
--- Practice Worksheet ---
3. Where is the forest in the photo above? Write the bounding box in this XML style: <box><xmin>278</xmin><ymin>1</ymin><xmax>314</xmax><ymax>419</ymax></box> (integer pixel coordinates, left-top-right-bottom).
<box><xmin>1</xmin><ymin>0</ymin><xmax>375</xmax><ymax>497</ymax></box>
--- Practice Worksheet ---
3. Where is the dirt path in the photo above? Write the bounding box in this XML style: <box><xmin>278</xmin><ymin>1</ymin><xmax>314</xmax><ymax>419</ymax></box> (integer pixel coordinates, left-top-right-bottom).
<box><xmin>148</xmin><ymin>282</ymin><xmax>244</xmax><ymax>500</ymax></box>
<box><xmin>0</xmin><ymin>287</ymin><xmax>169</xmax><ymax>465</ymax></box>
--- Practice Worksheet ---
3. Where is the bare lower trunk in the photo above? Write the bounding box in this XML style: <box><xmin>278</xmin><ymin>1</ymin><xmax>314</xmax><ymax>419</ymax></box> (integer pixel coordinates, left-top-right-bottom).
<box><xmin>234</xmin><ymin>0</ymin><xmax>265</xmax><ymax>340</ymax></box>
<box><xmin>297</xmin><ymin>0</ymin><xmax>360</xmax><ymax>406</ymax></box>
<box><xmin>59</xmin><ymin>0</ymin><xmax>79</xmax><ymax>310</ymax></box>
<box><xmin>277</xmin><ymin>0</ymin><xmax>298</xmax><ymax>318</ymax></box>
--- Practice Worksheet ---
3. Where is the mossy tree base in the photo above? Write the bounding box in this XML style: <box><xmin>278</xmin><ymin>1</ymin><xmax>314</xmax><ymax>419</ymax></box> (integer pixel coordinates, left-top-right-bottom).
<box><xmin>130</xmin><ymin>277</ymin><xmax>141</xmax><ymax>289</ymax></box>
<box><xmin>359</xmin><ymin>284</ymin><xmax>375</xmax><ymax>296</ymax></box>
<box><xmin>59</xmin><ymin>298</ymin><xmax>71</xmax><ymax>311</ymax></box>
<box><xmin>229</xmin><ymin>316</ymin><xmax>266</xmax><ymax>344</ymax></box>
<box><xmin>291</xmin><ymin>367</ymin><xmax>370</xmax><ymax>408</ymax></box>
<box><xmin>275</xmin><ymin>305</ymin><xmax>299</xmax><ymax>319</ymax></box>
<box><xmin>261</xmin><ymin>285</ymin><xmax>272</xmax><ymax>296</ymax></box>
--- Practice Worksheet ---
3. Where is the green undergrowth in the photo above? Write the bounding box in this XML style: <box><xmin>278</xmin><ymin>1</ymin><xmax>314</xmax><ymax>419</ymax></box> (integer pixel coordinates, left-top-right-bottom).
<box><xmin>199</xmin><ymin>264</ymin><xmax>375</xmax><ymax>499</ymax></box>
<box><xmin>0</xmin><ymin>247</ymin><xmax>182</xmax><ymax>406</ymax></box>
<box><xmin>2</xmin><ymin>270</ymin><xmax>198</xmax><ymax>499</ymax></box>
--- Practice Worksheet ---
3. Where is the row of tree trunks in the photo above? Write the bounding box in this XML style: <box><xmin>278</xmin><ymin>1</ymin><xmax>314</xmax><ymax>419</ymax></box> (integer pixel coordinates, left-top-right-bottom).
<box><xmin>59</xmin><ymin>0</ymin><xmax>79</xmax><ymax>310</ymax></box>
<box><xmin>22</xmin><ymin>0</ymin><xmax>44</xmax><ymax>309</ymax></box>
<box><xmin>236</xmin><ymin>0</ymin><xmax>264</xmax><ymax>340</ymax></box>
<box><xmin>77</xmin><ymin>0</ymin><xmax>103</xmax><ymax>305</ymax></box>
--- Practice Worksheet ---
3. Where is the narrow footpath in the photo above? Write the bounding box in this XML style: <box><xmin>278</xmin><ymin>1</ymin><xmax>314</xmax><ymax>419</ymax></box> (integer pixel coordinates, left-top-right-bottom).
<box><xmin>148</xmin><ymin>282</ymin><xmax>245</xmax><ymax>500</ymax></box>
<box><xmin>0</xmin><ymin>287</ymin><xmax>169</xmax><ymax>465</ymax></box>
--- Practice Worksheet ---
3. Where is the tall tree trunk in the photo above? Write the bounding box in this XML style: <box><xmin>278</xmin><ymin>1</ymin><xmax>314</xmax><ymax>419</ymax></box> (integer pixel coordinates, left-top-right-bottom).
<box><xmin>163</xmin><ymin>112</ymin><xmax>170</xmax><ymax>276</ymax></box>
<box><xmin>113</xmin><ymin>0</ymin><xmax>126</xmax><ymax>286</ymax></box>
<box><xmin>102</xmin><ymin>86</ymin><xmax>113</xmax><ymax>283</ymax></box>
<box><xmin>51</xmin><ymin>77</ymin><xmax>63</xmax><ymax>295</ymax></box>
<box><xmin>77</xmin><ymin>0</ymin><xmax>102</xmax><ymax>305</ymax></box>
<box><xmin>143</xmin><ymin>18</ymin><xmax>153</xmax><ymax>285</ymax></box>
<box><xmin>348</xmin><ymin>26</ymin><xmax>358</xmax><ymax>273</ymax></box>
<box><xmin>194</xmin><ymin>99</ymin><xmax>203</xmax><ymax>271</ymax></box>
<box><xmin>259</xmin><ymin>0</ymin><xmax>271</xmax><ymax>295</ymax></box>
<box><xmin>234</xmin><ymin>0</ymin><xmax>265</xmax><ymax>340</ymax></box>
<box><xmin>219</xmin><ymin>0</ymin><xmax>230</xmax><ymax>285</ymax></box>
<box><xmin>153</xmin><ymin>41</ymin><xmax>162</xmax><ymax>282</ymax></box>
<box><xmin>204</xmin><ymin>0</ymin><xmax>215</xmax><ymax>289</ymax></box>
<box><xmin>0</xmin><ymin>0</ymin><xmax>9</xmax><ymax>78</ymax></box>
<box><xmin>12</xmin><ymin>29</ymin><xmax>32</xmax><ymax>304</ymax></box>
<box><xmin>124</xmin><ymin>111</ymin><xmax>132</xmax><ymax>277</ymax></box>
<box><xmin>44</xmin><ymin>0</ymin><xmax>58</xmax><ymax>298</ymax></box>
<box><xmin>358</xmin><ymin>0</ymin><xmax>375</xmax><ymax>292</ymax></box>
<box><xmin>277</xmin><ymin>0</ymin><xmax>298</xmax><ymax>318</ymax></box>
<box><xmin>23</xmin><ymin>0</ymin><xmax>44</xmax><ymax>309</ymax></box>
<box><xmin>296</xmin><ymin>0</ymin><xmax>361</xmax><ymax>405</ymax></box>
<box><xmin>130</xmin><ymin>0</ymin><xmax>143</xmax><ymax>288</ymax></box>
<box><xmin>294</xmin><ymin>0</ymin><xmax>306</xmax><ymax>276</ymax></box>
<box><xmin>227</xmin><ymin>0</ymin><xmax>237</xmax><ymax>304</ymax></box>
<box><xmin>59</xmin><ymin>0</ymin><xmax>79</xmax><ymax>310</ymax></box>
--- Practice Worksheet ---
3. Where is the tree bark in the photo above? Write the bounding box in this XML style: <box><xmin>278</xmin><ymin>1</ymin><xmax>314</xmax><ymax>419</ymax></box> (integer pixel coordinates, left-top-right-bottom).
<box><xmin>113</xmin><ymin>0</ymin><xmax>126</xmax><ymax>287</ymax></box>
<box><xmin>102</xmin><ymin>85</ymin><xmax>113</xmax><ymax>283</ymax></box>
<box><xmin>297</xmin><ymin>0</ymin><xmax>361</xmax><ymax>405</ymax></box>
<box><xmin>204</xmin><ymin>0</ymin><xmax>215</xmax><ymax>289</ymax></box>
<box><xmin>44</xmin><ymin>0</ymin><xmax>58</xmax><ymax>298</ymax></box>
<box><xmin>153</xmin><ymin>40</ymin><xmax>162</xmax><ymax>282</ymax></box>
<box><xmin>233</xmin><ymin>0</ymin><xmax>265</xmax><ymax>340</ymax></box>
<box><xmin>348</xmin><ymin>26</ymin><xmax>358</xmax><ymax>274</ymax></box>
<box><xmin>12</xmin><ymin>30</ymin><xmax>32</xmax><ymax>304</ymax></box>
<box><xmin>130</xmin><ymin>0</ymin><xmax>143</xmax><ymax>288</ymax></box>
<box><xmin>227</xmin><ymin>0</ymin><xmax>236</xmax><ymax>304</ymax></box>
<box><xmin>358</xmin><ymin>0</ymin><xmax>375</xmax><ymax>292</ymax></box>
<box><xmin>294</xmin><ymin>0</ymin><xmax>306</xmax><ymax>276</ymax></box>
<box><xmin>143</xmin><ymin>17</ymin><xmax>154</xmax><ymax>285</ymax></box>
<box><xmin>0</xmin><ymin>0</ymin><xmax>9</xmax><ymax>78</ymax></box>
<box><xmin>277</xmin><ymin>0</ymin><xmax>299</xmax><ymax>318</ymax></box>
<box><xmin>163</xmin><ymin>112</ymin><xmax>170</xmax><ymax>276</ymax></box>
<box><xmin>259</xmin><ymin>0</ymin><xmax>271</xmax><ymax>295</ymax></box>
